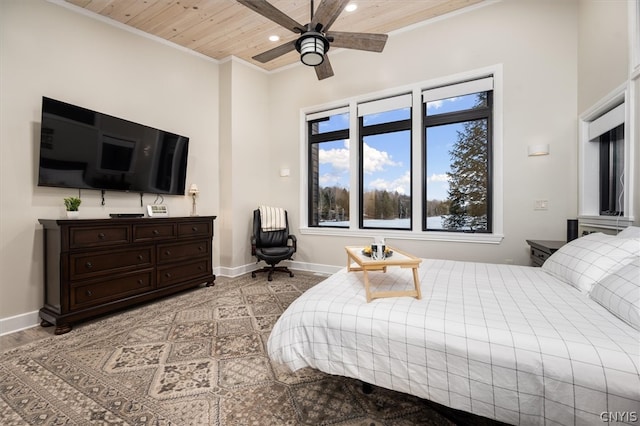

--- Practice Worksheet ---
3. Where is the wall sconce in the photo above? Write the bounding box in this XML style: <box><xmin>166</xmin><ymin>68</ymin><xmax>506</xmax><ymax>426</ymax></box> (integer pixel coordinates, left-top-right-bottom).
<box><xmin>528</xmin><ymin>144</ymin><xmax>550</xmax><ymax>156</ymax></box>
<box><xmin>188</xmin><ymin>184</ymin><xmax>199</xmax><ymax>216</ymax></box>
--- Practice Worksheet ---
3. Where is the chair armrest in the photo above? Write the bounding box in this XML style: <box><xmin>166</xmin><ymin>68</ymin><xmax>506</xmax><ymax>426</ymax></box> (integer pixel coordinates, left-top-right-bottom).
<box><xmin>288</xmin><ymin>234</ymin><xmax>297</xmax><ymax>251</ymax></box>
<box><xmin>251</xmin><ymin>235</ymin><xmax>257</xmax><ymax>256</ymax></box>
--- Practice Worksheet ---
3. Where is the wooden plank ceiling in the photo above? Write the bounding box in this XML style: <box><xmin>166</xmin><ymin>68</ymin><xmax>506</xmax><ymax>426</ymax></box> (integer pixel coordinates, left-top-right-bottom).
<box><xmin>65</xmin><ymin>0</ymin><xmax>483</xmax><ymax>71</ymax></box>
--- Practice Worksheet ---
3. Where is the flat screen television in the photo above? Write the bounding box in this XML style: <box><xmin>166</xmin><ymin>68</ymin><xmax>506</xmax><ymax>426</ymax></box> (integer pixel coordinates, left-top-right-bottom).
<box><xmin>38</xmin><ymin>97</ymin><xmax>189</xmax><ymax>195</ymax></box>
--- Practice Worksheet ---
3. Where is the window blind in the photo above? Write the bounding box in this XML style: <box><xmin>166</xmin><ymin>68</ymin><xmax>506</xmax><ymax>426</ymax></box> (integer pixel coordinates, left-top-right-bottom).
<box><xmin>422</xmin><ymin>77</ymin><xmax>493</xmax><ymax>103</ymax></box>
<box><xmin>588</xmin><ymin>103</ymin><xmax>625</xmax><ymax>141</ymax></box>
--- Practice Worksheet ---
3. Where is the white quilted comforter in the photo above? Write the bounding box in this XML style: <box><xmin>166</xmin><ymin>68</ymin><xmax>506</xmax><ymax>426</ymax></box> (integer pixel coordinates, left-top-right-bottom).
<box><xmin>268</xmin><ymin>259</ymin><xmax>640</xmax><ymax>425</ymax></box>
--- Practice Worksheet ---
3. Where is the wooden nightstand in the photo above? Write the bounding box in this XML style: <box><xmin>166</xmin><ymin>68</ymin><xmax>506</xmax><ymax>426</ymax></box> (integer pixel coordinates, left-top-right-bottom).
<box><xmin>526</xmin><ymin>240</ymin><xmax>565</xmax><ymax>267</ymax></box>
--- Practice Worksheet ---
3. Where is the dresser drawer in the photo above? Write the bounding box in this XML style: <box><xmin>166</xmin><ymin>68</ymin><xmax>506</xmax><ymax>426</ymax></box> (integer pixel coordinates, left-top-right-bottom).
<box><xmin>133</xmin><ymin>223</ymin><xmax>176</xmax><ymax>242</ymax></box>
<box><xmin>70</xmin><ymin>271</ymin><xmax>154</xmax><ymax>310</ymax></box>
<box><xmin>70</xmin><ymin>225</ymin><xmax>130</xmax><ymax>249</ymax></box>
<box><xmin>530</xmin><ymin>247</ymin><xmax>548</xmax><ymax>267</ymax></box>
<box><xmin>70</xmin><ymin>246</ymin><xmax>154</xmax><ymax>280</ymax></box>
<box><xmin>157</xmin><ymin>240</ymin><xmax>210</xmax><ymax>264</ymax></box>
<box><xmin>178</xmin><ymin>221</ymin><xmax>212</xmax><ymax>239</ymax></box>
<box><xmin>157</xmin><ymin>259</ymin><xmax>211</xmax><ymax>288</ymax></box>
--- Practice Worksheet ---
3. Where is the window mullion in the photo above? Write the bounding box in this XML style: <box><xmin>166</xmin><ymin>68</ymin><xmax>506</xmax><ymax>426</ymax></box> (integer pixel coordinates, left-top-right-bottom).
<box><xmin>348</xmin><ymin>100</ymin><xmax>359</xmax><ymax>230</ymax></box>
<box><xmin>412</xmin><ymin>87</ymin><xmax>422</xmax><ymax>232</ymax></box>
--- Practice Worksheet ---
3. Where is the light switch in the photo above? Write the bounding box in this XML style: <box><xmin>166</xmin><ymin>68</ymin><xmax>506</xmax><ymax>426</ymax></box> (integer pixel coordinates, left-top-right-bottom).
<box><xmin>534</xmin><ymin>200</ymin><xmax>548</xmax><ymax>210</ymax></box>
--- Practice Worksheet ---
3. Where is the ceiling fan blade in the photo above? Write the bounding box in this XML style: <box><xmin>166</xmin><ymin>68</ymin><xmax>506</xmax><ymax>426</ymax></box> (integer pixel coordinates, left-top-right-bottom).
<box><xmin>252</xmin><ymin>39</ymin><xmax>297</xmax><ymax>63</ymax></box>
<box><xmin>327</xmin><ymin>31</ymin><xmax>388</xmax><ymax>52</ymax></box>
<box><xmin>311</xmin><ymin>0</ymin><xmax>350</xmax><ymax>32</ymax></box>
<box><xmin>237</xmin><ymin>0</ymin><xmax>304</xmax><ymax>33</ymax></box>
<box><xmin>315</xmin><ymin>56</ymin><xmax>334</xmax><ymax>80</ymax></box>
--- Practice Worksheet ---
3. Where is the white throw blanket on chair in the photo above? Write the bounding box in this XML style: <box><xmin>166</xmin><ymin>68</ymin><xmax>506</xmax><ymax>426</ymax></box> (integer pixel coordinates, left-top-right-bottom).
<box><xmin>259</xmin><ymin>206</ymin><xmax>286</xmax><ymax>232</ymax></box>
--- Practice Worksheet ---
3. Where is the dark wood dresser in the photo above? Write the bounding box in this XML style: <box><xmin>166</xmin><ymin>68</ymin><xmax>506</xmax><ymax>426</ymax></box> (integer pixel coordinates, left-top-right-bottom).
<box><xmin>38</xmin><ymin>216</ymin><xmax>216</xmax><ymax>334</ymax></box>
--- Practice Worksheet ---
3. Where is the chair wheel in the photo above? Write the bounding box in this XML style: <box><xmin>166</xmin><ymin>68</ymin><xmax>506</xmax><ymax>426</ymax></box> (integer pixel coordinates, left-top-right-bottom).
<box><xmin>289</xmin><ymin>271</ymin><xmax>294</xmax><ymax>277</ymax></box>
<box><xmin>251</xmin><ymin>272</ymin><xmax>256</xmax><ymax>278</ymax></box>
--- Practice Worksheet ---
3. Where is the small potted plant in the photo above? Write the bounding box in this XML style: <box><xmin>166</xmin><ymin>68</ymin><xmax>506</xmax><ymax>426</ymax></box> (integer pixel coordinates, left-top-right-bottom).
<box><xmin>64</xmin><ymin>196</ymin><xmax>81</xmax><ymax>218</ymax></box>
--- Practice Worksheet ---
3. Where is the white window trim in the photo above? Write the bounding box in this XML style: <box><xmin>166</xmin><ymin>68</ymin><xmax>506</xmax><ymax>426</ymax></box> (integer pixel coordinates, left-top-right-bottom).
<box><xmin>299</xmin><ymin>64</ymin><xmax>504</xmax><ymax>244</ymax></box>
<box><xmin>578</xmin><ymin>83</ymin><xmax>635</xmax><ymax>229</ymax></box>
<box><xmin>630</xmin><ymin>0</ymin><xmax>640</xmax><ymax>74</ymax></box>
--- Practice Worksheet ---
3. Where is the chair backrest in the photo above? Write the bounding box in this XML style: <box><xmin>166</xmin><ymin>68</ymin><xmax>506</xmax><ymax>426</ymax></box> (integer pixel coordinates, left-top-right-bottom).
<box><xmin>253</xmin><ymin>209</ymin><xmax>289</xmax><ymax>248</ymax></box>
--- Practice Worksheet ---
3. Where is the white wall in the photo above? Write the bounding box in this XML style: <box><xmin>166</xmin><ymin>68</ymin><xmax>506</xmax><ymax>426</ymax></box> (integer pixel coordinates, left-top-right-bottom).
<box><xmin>577</xmin><ymin>0</ymin><xmax>629</xmax><ymax>113</ymax></box>
<box><xmin>264</xmin><ymin>0</ymin><xmax>579</xmax><ymax>267</ymax></box>
<box><xmin>0</xmin><ymin>0</ymin><xmax>220</xmax><ymax>325</ymax></box>
<box><xmin>218</xmin><ymin>58</ymin><xmax>272</xmax><ymax>273</ymax></box>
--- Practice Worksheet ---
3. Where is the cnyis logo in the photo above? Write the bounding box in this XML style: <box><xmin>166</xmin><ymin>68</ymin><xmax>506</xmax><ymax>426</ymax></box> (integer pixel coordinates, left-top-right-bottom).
<box><xmin>600</xmin><ymin>412</ymin><xmax>638</xmax><ymax>422</ymax></box>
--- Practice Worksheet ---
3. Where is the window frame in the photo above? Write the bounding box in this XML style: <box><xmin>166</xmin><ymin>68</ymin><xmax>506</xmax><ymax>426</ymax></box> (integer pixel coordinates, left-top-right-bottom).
<box><xmin>307</xmin><ymin>108</ymin><xmax>350</xmax><ymax>228</ymax></box>
<box><xmin>422</xmin><ymin>91</ymin><xmax>494</xmax><ymax>233</ymax></box>
<box><xmin>299</xmin><ymin>65</ymin><xmax>504</xmax><ymax>244</ymax></box>
<box><xmin>578</xmin><ymin>86</ymin><xmax>635</xmax><ymax>230</ymax></box>
<box><xmin>358</xmin><ymin>105</ymin><xmax>413</xmax><ymax>231</ymax></box>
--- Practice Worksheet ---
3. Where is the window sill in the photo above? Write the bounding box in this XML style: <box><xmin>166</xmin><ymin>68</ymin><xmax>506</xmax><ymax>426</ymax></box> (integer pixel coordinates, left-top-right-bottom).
<box><xmin>578</xmin><ymin>215</ymin><xmax>635</xmax><ymax>231</ymax></box>
<box><xmin>299</xmin><ymin>227</ymin><xmax>504</xmax><ymax>244</ymax></box>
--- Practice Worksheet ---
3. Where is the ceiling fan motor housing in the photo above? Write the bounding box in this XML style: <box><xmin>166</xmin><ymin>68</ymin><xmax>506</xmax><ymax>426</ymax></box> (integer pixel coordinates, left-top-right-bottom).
<box><xmin>296</xmin><ymin>31</ymin><xmax>329</xmax><ymax>66</ymax></box>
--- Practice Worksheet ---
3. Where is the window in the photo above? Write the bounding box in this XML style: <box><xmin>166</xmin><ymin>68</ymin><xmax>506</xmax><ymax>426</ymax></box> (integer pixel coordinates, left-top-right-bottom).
<box><xmin>303</xmin><ymin>68</ymin><xmax>502</xmax><ymax>242</ymax></box>
<box><xmin>422</xmin><ymin>78</ymin><xmax>493</xmax><ymax>232</ymax></box>
<box><xmin>358</xmin><ymin>94</ymin><xmax>412</xmax><ymax>229</ymax></box>
<box><xmin>598</xmin><ymin>125</ymin><xmax>624</xmax><ymax>216</ymax></box>
<box><xmin>307</xmin><ymin>108</ymin><xmax>350</xmax><ymax>227</ymax></box>
<box><xmin>588</xmin><ymin>103</ymin><xmax>626</xmax><ymax>217</ymax></box>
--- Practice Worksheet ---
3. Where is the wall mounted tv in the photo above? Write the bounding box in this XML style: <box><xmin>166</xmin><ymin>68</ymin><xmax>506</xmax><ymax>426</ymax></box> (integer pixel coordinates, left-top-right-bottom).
<box><xmin>38</xmin><ymin>97</ymin><xmax>189</xmax><ymax>195</ymax></box>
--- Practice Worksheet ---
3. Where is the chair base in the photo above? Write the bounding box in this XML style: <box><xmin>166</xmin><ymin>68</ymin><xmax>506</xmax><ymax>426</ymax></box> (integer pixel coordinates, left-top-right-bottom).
<box><xmin>252</xmin><ymin>265</ymin><xmax>294</xmax><ymax>281</ymax></box>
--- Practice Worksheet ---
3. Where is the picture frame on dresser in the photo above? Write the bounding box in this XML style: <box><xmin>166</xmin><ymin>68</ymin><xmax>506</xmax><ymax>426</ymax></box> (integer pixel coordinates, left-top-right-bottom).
<box><xmin>38</xmin><ymin>216</ymin><xmax>216</xmax><ymax>335</ymax></box>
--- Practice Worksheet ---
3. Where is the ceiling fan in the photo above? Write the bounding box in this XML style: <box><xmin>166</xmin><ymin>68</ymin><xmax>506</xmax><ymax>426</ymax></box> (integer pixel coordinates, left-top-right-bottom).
<box><xmin>237</xmin><ymin>0</ymin><xmax>388</xmax><ymax>80</ymax></box>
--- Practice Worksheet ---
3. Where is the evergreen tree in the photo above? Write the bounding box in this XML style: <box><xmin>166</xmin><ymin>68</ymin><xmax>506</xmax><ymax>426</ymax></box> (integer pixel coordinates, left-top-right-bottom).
<box><xmin>443</xmin><ymin>94</ymin><xmax>489</xmax><ymax>231</ymax></box>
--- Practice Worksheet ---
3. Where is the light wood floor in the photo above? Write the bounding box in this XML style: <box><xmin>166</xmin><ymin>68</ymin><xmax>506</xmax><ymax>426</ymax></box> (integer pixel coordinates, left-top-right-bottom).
<box><xmin>0</xmin><ymin>324</ymin><xmax>55</xmax><ymax>351</ymax></box>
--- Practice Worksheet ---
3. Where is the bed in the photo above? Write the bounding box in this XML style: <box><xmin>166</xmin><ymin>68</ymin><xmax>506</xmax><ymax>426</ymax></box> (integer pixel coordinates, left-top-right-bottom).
<box><xmin>268</xmin><ymin>231</ymin><xmax>640</xmax><ymax>425</ymax></box>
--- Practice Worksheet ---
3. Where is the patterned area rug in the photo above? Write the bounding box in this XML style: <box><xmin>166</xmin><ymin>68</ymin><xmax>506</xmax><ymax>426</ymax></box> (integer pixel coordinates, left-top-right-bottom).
<box><xmin>0</xmin><ymin>272</ymin><xmax>484</xmax><ymax>425</ymax></box>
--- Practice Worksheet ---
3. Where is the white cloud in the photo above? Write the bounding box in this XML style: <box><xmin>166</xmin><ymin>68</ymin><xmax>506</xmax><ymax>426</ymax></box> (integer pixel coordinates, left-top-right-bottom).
<box><xmin>319</xmin><ymin>172</ymin><xmax>344</xmax><ymax>187</ymax></box>
<box><xmin>320</xmin><ymin>140</ymin><xmax>400</xmax><ymax>175</ymax></box>
<box><xmin>368</xmin><ymin>170</ymin><xmax>410</xmax><ymax>195</ymax></box>
<box><xmin>363</xmin><ymin>143</ymin><xmax>400</xmax><ymax>174</ymax></box>
<box><xmin>426</xmin><ymin>97</ymin><xmax>459</xmax><ymax>112</ymax></box>
<box><xmin>427</xmin><ymin>173</ymin><xmax>449</xmax><ymax>183</ymax></box>
<box><xmin>319</xmin><ymin>139</ymin><xmax>350</xmax><ymax>170</ymax></box>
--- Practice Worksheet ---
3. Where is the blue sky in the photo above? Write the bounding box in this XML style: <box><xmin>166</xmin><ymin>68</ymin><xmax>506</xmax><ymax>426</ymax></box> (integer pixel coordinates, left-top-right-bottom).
<box><xmin>317</xmin><ymin>94</ymin><xmax>480</xmax><ymax>202</ymax></box>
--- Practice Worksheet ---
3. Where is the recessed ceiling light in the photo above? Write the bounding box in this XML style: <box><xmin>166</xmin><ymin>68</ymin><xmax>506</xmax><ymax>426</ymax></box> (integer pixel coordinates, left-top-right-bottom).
<box><xmin>269</xmin><ymin>35</ymin><xmax>280</xmax><ymax>42</ymax></box>
<box><xmin>345</xmin><ymin>3</ymin><xmax>357</xmax><ymax>12</ymax></box>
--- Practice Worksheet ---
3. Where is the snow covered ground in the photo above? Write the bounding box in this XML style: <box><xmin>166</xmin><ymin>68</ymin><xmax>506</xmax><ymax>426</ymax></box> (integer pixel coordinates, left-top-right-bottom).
<box><xmin>319</xmin><ymin>216</ymin><xmax>445</xmax><ymax>228</ymax></box>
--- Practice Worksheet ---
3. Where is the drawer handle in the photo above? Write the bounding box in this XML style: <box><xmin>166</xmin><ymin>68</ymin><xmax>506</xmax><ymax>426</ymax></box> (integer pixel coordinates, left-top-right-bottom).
<box><xmin>164</xmin><ymin>250</ymin><xmax>171</xmax><ymax>256</ymax></box>
<box><xmin>138</xmin><ymin>254</ymin><xmax>144</xmax><ymax>261</ymax></box>
<box><xmin>198</xmin><ymin>265</ymin><xmax>204</xmax><ymax>271</ymax></box>
<box><xmin>85</xmin><ymin>262</ymin><xmax>93</xmax><ymax>269</ymax></box>
<box><xmin>137</xmin><ymin>279</ymin><xmax>144</xmax><ymax>285</ymax></box>
<box><xmin>165</xmin><ymin>272</ymin><xmax>172</xmax><ymax>278</ymax></box>
<box><xmin>98</xmin><ymin>233</ymin><xmax>105</xmax><ymax>239</ymax></box>
<box><xmin>86</xmin><ymin>290</ymin><xmax>93</xmax><ymax>296</ymax></box>
<box><xmin>191</xmin><ymin>226</ymin><xmax>198</xmax><ymax>232</ymax></box>
<box><xmin>198</xmin><ymin>246</ymin><xmax>204</xmax><ymax>251</ymax></box>
<box><xmin>152</xmin><ymin>229</ymin><xmax>160</xmax><ymax>235</ymax></box>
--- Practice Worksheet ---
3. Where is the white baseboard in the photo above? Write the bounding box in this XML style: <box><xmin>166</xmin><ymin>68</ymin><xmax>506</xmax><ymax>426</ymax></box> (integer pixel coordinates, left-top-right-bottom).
<box><xmin>1</xmin><ymin>262</ymin><xmax>340</xmax><ymax>337</ymax></box>
<box><xmin>0</xmin><ymin>310</ymin><xmax>41</xmax><ymax>336</ymax></box>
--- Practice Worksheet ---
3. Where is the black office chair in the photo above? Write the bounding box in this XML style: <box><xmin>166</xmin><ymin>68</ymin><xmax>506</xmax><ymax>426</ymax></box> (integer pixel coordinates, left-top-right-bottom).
<box><xmin>251</xmin><ymin>208</ymin><xmax>297</xmax><ymax>281</ymax></box>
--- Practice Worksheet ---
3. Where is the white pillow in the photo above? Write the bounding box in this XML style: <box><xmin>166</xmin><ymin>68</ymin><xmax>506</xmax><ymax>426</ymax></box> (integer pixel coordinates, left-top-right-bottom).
<box><xmin>542</xmin><ymin>232</ymin><xmax>639</xmax><ymax>293</ymax></box>
<box><xmin>589</xmin><ymin>258</ymin><xmax>640</xmax><ymax>330</ymax></box>
<box><xmin>617</xmin><ymin>226</ymin><xmax>640</xmax><ymax>238</ymax></box>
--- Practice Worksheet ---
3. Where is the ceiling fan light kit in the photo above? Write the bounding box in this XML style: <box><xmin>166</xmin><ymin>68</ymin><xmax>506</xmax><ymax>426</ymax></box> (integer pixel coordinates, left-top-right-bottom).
<box><xmin>237</xmin><ymin>0</ymin><xmax>388</xmax><ymax>80</ymax></box>
<box><xmin>297</xmin><ymin>32</ymin><xmax>329</xmax><ymax>66</ymax></box>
